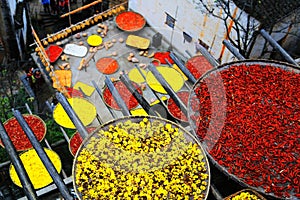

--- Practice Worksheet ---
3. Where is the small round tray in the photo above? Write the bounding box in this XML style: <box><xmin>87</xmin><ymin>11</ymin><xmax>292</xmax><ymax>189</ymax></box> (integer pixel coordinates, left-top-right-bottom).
<box><xmin>167</xmin><ymin>90</ymin><xmax>189</xmax><ymax>123</ymax></box>
<box><xmin>53</xmin><ymin>97</ymin><xmax>97</xmax><ymax>129</ymax></box>
<box><xmin>115</xmin><ymin>11</ymin><xmax>146</xmax><ymax>32</ymax></box>
<box><xmin>102</xmin><ymin>80</ymin><xmax>142</xmax><ymax>110</ymax></box>
<box><xmin>185</xmin><ymin>55</ymin><xmax>213</xmax><ymax>79</ymax></box>
<box><xmin>96</xmin><ymin>57</ymin><xmax>119</xmax><ymax>75</ymax></box>
<box><xmin>128</xmin><ymin>68</ymin><xmax>147</xmax><ymax>83</ymax></box>
<box><xmin>146</xmin><ymin>66</ymin><xmax>184</xmax><ymax>94</ymax></box>
<box><xmin>9</xmin><ymin>148</ymin><xmax>62</xmax><ymax>189</ymax></box>
<box><xmin>69</xmin><ymin>127</ymin><xmax>97</xmax><ymax>156</ymax></box>
<box><xmin>0</xmin><ymin>114</ymin><xmax>46</xmax><ymax>151</ymax></box>
<box><xmin>87</xmin><ymin>35</ymin><xmax>103</xmax><ymax>46</ymax></box>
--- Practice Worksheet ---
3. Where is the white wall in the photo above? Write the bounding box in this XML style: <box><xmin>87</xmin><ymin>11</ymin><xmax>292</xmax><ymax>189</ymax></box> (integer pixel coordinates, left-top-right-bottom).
<box><xmin>129</xmin><ymin>0</ymin><xmax>258</xmax><ymax>64</ymax></box>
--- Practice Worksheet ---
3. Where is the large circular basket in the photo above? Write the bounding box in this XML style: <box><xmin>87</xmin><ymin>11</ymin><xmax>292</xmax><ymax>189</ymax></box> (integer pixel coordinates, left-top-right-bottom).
<box><xmin>188</xmin><ymin>60</ymin><xmax>300</xmax><ymax>199</ymax></box>
<box><xmin>72</xmin><ymin>116</ymin><xmax>210</xmax><ymax>200</ymax></box>
<box><xmin>0</xmin><ymin>114</ymin><xmax>46</xmax><ymax>151</ymax></box>
<box><xmin>115</xmin><ymin>11</ymin><xmax>146</xmax><ymax>32</ymax></box>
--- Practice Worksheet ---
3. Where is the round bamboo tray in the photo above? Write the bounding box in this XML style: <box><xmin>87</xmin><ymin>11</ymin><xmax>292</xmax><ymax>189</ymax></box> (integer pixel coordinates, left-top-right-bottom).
<box><xmin>224</xmin><ymin>189</ymin><xmax>267</xmax><ymax>200</ymax></box>
<box><xmin>101</xmin><ymin>80</ymin><xmax>143</xmax><ymax>110</ymax></box>
<box><xmin>72</xmin><ymin>116</ymin><xmax>210</xmax><ymax>200</ymax></box>
<box><xmin>53</xmin><ymin>97</ymin><xmax>97</xmax><ymax>129</ymax></box>
<box><xmin>115</xmin><ymin>11</ymin><xmax>146</xmax><ymax>32</ymax></box>
<box><xmin>9</xmin><ymin>148</ymin><xmax>62</xmax><ymax>189</ymax></box>
<box><xmin>0</xmin><ymin>114</ymin><xmax>46</xmax><ymax>151</ymax></box>
<box><xmin>188</xmin><ymin>59</ymin><xmax>300</xmax><ymax>199</ymax></box>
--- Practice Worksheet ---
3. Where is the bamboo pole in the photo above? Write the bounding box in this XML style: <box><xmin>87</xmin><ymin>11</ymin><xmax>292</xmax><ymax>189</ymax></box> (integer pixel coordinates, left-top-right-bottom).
<box><xmin>60</xmin><ymin>0</ymin><xmax>102</xmax><ymax>18</ymax></box>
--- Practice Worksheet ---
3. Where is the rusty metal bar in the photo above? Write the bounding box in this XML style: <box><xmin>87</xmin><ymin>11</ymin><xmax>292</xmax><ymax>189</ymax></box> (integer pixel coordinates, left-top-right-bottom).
<box><xmin>55</xmin><ymin>92</ymin><xmax>88</xmax><ymax>139</ymax></box>
<box><xmin>195</xmin><ymin>43</ymin><xmax>219</xmax><ymax>67</ymax></box>
<box><xmin>133</xmin><ymin>65</ymin><xmax>169</xmax><ymax>119</ymax></box>
<box><xmin>222</xmin><ymin>40</ymin><xmax>245</xmax><ymax>60</ymax></box>
<box><xmin>0</xmin><ymin>121</ymin><xmax>37</xmax><ymax>200</ymax></box>
<box><xmin>120</xmin><ymin>72</ymin><xmax>159</xmax><ymax>116</ymax></box>
<box><xmin>148</xmin><ymin>64</ymin><xmax>188</xmax><ymax>117</ymax></box>
<box><xmin>260</xmin><ymin>29</ymin><xmax>299</xmax><ymax>67</ymax></box>
<box><xmin>104</xmin><ymin>76</ymin><xmax>131</xmax><ymax>116</ymax></box>
<box><xmin>170</xmin><ymin>51</ymin><xmax>197</xmax><ymax>84</ymax></box>
<box><xmin>24</xmin><ymin>103</ymin><xmax>68</xmax><ymax>179</ymax></box>
<box><xmin>12</xmin><ymin>110</ymin><xmax>73</xmax><ymax>200</ymax></box>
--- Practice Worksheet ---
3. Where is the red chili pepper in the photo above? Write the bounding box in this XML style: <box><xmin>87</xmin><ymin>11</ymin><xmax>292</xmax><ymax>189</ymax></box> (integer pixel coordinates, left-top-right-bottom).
<box><xmin>115</xmin><ymin>11</ymin><xmax>145</xmax><ymax>32</ymax></box>
<box><xmin>167</xmin><ymin>91</ymin><xmax>189</xmax><ymax>122</ymax></box>
<box><xmin>0</xmin><ymin>115</ymin><xmax>46</xmax><ymax>151</ymax></box>
<box><xmin>190</xmin><ymin>63</ymin><xmax>300</xmax><ymax>199</ymax></box>
<box><xmin>103</xmin><ymin>80</ymin><xmax>142</xmax><ymax>110</ymax></box>
<box><xmin>185</xmin><ymin>55</ymin><xmax>213</xmax><ymax>79</ymax></box>
<box><xmin>69</xmin><ymin>127</ymin><xmax>96</xmax><ymax>156</ymax></box>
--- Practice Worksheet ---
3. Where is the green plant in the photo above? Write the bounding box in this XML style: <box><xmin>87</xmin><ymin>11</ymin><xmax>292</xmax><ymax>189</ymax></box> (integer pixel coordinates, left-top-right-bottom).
<box><xmin>44</xmin><ymin>118</ymin><xmax>75</xmax><ymax>144</ymax></box>
<box><xmin>0</xmin><ymin>147</ymin><xmax>9</xmax><ymax>163</ymax></box>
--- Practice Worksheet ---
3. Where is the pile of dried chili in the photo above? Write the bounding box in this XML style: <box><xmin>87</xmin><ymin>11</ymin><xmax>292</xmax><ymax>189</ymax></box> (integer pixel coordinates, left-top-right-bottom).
<box><xmin>46</xmin><ymin>45</ymin><xmax>63</xmax><ymax>63</ymax></box>
<box><xmin>167</xmin><ymin>91</ymin><xmax>189</xmax><ymax>122</ymax></box>
<box><xmin>189</xmin><ymin>61</ymin><xmax>300</xmax><ymax>199</ymax></box>
<box><xmin>102</xmin><ymin>80</ymin><xmax>142</xmax><ymax>110</ymax></box>
<box><xmin>185</xmin><ymin>55</ymin><xmax>214</xmax><ymax>79</ymax></box>
<box><xmin>0</xmin><ymin>115</ymin><xmax>46</xmax><ymax>151</ymax></box>
<box><xmin>69</xmin><ymin>127</ymin><xmax>96</xmax><ymax>156</ymax></box>
<box><xmin>153</xmin><ymin>52</ymin><xmax>174</xmax><ymax>64</ymax></box>
<box><xmin>96</xmin><ymin>57</ymin><xmax>119</xmax><ymax>74</ymax></box>
<box><xmin>115</xmin><ymin>11</ymin><xmax>146</xmax><ymax>32</ymax></box>
<box><xmin>65</xmin><ymin>87</ymin><xmax>83</xmax><ymax>98</ymax></box>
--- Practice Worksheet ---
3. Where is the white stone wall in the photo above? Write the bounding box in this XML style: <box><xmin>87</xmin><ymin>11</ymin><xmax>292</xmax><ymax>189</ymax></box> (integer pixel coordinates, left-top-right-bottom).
<box><xmin>128</xmin><ymin>0</ymin><xmax>259</xmax><ymax>64</ymax></box>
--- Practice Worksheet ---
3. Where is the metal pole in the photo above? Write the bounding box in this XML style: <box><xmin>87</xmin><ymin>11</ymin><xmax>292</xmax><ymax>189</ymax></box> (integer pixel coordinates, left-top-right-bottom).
<box><xmin>222</xmin><ymin>40</ymin><xmax>245</xmax><ymax>60</ymax></box>
<box><xmin>120</xmin><ymin>73</ymin><xmax>158</xmax><ymax>116</ymax></box>
<box><xmin>169</xmin><ymin>51</ymin><xmax>197</xmax><ymax>84</ymax></box>
<box><xmin>148</xmin><ymin>64</ymin><xmax>188</xmax><ymax>117</ymax></box>
<box><xmin>0</xmin><ymin>122</ymin><xmax>37</xmax><ymax>200</ymax></box>
<box><xmin>104</xmin><ymin>76</ymin><xmax>131</xmax><ymax>116</ymax></box>
<box><xmin>133</xmin><ymin>65</ymin><xmax>169</xmax><ymax>110</ymax></box>
<box><xmin>210</xmin><ymin>184</ymin><xmax>223</xmax><ymax>200</ymax></box>
<box><xmin>260</xmin><ymin>29</ymin><xmax>299</xmax><ymax>67</ymax></box>
<box><xmin>91</xmin><ymin>80</ymin><xmax>118</xmax><ymax>119</ymax></box>
<box><xmin>55</xmin><ymin>92</ymin><xmax>89</xmax><ymax>139</ymax></box>
<box><xmin>12</xmin><ymin>110</ymin><xmax>73</xmax><ymax>200</ymax></box>
<box><xmin>165</xmin><ymin>58</ymin><xmax>191</xmax><ymax>90</ymax></box>
<box><xmin>24</xmin><ymin>104</ymin><xmax>68</xmax><ymax>179</ymax></box>
<box><xmin>45</xmin><ymin>101</ymin><xmax>71</xmax><ymax>142</ymax></box>
<box><xmin>195</xmin><ymin>42</ymin><xmax>219</xmax><ymax>67</ymax></box>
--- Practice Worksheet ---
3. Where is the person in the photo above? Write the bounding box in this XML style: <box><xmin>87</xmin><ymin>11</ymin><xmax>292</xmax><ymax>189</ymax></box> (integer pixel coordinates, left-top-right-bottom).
<box><xmin>33</xmin><ymin>68</ymin><xmax>42</xmax><ymax>80</ymax></box>
<box><xmin>41</xmin><ymin>0</ymin><xmax>51</xmax><ymax>13</ymax></box>
<box><xmin>58</xmin><ymin>0</ymin><xmax>65</xmax><ymax>14</ymax></box>
<box><xmin>50</xmin><ymin>0</ymin><xmax>58</xmax><ymax>15</ymax></box>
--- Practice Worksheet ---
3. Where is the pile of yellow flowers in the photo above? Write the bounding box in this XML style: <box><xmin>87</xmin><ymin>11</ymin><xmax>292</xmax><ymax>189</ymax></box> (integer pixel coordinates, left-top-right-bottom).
<box><xmin>74</xmin><ymin>117</ymin><xmax>209</xmax><ymax>199</ymax></box>
<box><xmin>10</xmin><ymin>148</ymin><xmax>62</xmax><ymax>189</ymax></box>
<box><xmin>230</xmin><ymin>191</ymin><xmax>263</xmax><ymax>200</ymax></box>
